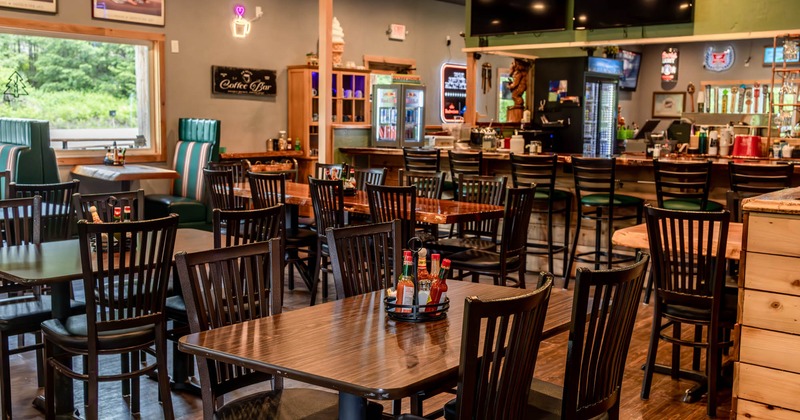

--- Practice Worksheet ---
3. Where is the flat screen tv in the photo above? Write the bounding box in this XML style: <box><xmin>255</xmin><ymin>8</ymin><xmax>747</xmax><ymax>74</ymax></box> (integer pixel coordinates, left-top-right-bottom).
<box><xmin>573</xmin><ymin>0</ymin><xmax>694</xmax><ymax>30</ymax></box>
<box><xmin>470</xmin><ymin>0</ymin><xmax>567</xmax><ymax>36</ymax></box>
<box><xmin>617</xmin><ymin>50</ymin><xmax>642</xmax><ymax>91</ymax></box>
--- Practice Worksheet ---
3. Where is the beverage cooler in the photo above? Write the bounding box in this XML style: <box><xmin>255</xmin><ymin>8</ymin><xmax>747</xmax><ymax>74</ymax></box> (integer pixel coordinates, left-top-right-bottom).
<box><xmin>371</xmin><ymin>84</ymin><xmax>426</xmax><ymax>148</ymax></box>
<box><xmin>583</xmin><ymin>74</ymin><xmax>619</xmax><ymax>157</ymax></box>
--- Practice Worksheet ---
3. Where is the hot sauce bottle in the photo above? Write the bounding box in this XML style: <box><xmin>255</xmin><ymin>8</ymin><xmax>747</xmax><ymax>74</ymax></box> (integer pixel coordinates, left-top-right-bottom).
<box><xmin>429</xmin><ymin>258</ymin><xmax>450</xmax><ymax>310</ymax></box>
<box><xmin>417</xmin><ymin>248</ymin><xmax>431</xmax><ymax>307</ymax></box>
<box><xmin>396</xmin><ymin>250</ymin><xmax>415</xmax><ymax>313</ymax></box>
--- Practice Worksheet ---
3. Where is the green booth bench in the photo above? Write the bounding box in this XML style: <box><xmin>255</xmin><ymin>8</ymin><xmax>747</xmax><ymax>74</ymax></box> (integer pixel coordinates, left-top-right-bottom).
<box><xmin>0</xmin><ymin>118</ymin><xmax>61</xmax><ymax>195</ymax></box>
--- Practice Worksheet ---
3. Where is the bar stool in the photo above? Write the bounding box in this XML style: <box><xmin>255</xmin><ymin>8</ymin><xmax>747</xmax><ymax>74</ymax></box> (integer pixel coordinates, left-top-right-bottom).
<box><xmin>510</xmin><ymin>153</ymin><xmax>572</xmax><ymax>280</ymax></box>
<box><xmin>564</xmin><ymin>157</ymin><xmax>643</xmax><ymax>289</ymax></box>
<box><xmin>403</xmin><ymin>147</ymin><xmax>440</xmax><ymax>173</ymax></box>
<box><xmin>653</xmin><ymin>159</ymin><xmax>722</xmax><ymax>211</ymax></box>
<box><xmin>727</xmin><ymin>161</ymin><xmax>794</xmax><ymax>222</ymax></box>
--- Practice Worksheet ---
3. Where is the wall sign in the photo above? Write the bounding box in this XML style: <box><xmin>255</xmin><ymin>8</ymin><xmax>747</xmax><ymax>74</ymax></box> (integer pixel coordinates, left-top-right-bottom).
<box><xmin>661</xmin><ymin>48</ymin><xmax>679</xmax><ymax>82</ymax></box>
<box><xmin>704</xmin><ymin>45</ymin><xmax>735</xmax><ymax>72</ymax></box>
<box><xmin>440</xmin><ymin>63</ymin><xmax>467</xmax><ymax>123</ymax></box>
<box><xmin>211</xmin><ymin>66</ymin><xmax>276</xmax><ymax>97</ymax></box>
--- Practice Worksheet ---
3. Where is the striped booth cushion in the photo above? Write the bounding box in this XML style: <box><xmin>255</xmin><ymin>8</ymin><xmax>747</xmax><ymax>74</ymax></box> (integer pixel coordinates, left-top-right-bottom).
<box><xmin>172</xmin><ymin>140</ymin><xmax>213</xmax><ymax>200</ymax></box>
<box><xmin>0</xmin><ymin>144</ymin><xmax>27</xmax><ymax>182</ymax></box>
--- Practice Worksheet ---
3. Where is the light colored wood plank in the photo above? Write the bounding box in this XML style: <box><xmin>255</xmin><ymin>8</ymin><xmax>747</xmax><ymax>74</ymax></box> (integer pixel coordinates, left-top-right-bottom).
<box><xmin>735</xmin><ymin>363</ymin><xmax>800</xmax><ymax>413</ymax></box>
<box><xmin>611</xmin><ymin>221</ymin><xmax>743</xmax><ymax>260</ymax></box>
<box><xmin>744</xmin><ymin>252</ymin><xmax>800</xmax><ymax>297</ymax></box>
<box><xmin>736</xmin><ymin>399</ymin><xmax>800</xmax><ymax>420</ymax></box>
<box><xmin>746</xmin><ymin>213</ymin><xmax>800</xmax><ymax>257</ymax></box>
<box><xmin>71</xmin><ymin>164</ymin><xmax>178</xmax><ymax>182</ymax></box>
<box><xmin>739</xmin><ymin>326</ymin><xmax>800</xmax><ymax>374</ymax></box>
<box><xmin>742</xmin><ymin>289</ymin><xmax>800</xmax><ymax>334</ymax></box>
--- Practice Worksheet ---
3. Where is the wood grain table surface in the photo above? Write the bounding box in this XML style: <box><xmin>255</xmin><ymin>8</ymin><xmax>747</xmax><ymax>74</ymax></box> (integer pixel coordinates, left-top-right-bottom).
<box><xmin>611</xmin><ymin>221</ymin><xmax>743</xmax><ymax>261</ymax></box>
<box><xmin>234</xmin><ymin>181</ymin><xmax>505</xmax><ymax>225</ymax></box>
<box><xmin>179</xmin><ymin>281</ymin><xmax>575</xmax><ymax>405</ymax></box>
<box><xmin>71</xmin><ymin>164</ymin><xmax>179</xmax><ymax>182</ymax></box>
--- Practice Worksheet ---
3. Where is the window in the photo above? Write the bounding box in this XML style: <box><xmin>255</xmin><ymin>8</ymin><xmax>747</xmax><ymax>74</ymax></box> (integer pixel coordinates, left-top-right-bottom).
<box><xmin>0</xmin><ymin>18</ymin><xmax>165</xmax><ymax>163</ymax></box>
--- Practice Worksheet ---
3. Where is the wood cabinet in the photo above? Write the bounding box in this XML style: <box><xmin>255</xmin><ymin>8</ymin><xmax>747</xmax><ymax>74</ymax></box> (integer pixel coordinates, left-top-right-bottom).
<box><xmin>287</xmin><ymin>65</ymin><xmax>371</xmax><ymax>179</ymax></box>
<box><xmin>734</xmin><ymin>201</ymin><xmax>800</xmax><ymax>418</ymax></box>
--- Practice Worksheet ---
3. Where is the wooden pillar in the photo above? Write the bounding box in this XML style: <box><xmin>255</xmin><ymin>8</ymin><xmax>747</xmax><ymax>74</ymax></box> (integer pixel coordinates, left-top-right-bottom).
<box><xmin>465</xmin><ymin>52</ymin><xmax>478</xmax><ymax>125</ymax></box>
<box><xmin>318</xmin><ymin>0</ymin><xmax>333</xmax><ymax>163</ymax></box>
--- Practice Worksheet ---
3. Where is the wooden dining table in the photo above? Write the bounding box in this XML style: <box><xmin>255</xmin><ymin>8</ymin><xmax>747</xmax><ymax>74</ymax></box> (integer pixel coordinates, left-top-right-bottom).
<box><xmin>611</xmin><ymin>221</ymin><xmax>744</xmax><ymax>260</ymax></box>
<box><xmin>71</xmin><ymin>164</ymin><xmax>179</xmax><ymax>191</ymax></box>
<box><xmin>179</xmin><ymin>280</ymin><xmax>576</xmax><ymax>419</ymax></box>
<box><xmin>0</xmin><ymin>228</ymin><xmax>213</xmax><ymax>417</ymax></box>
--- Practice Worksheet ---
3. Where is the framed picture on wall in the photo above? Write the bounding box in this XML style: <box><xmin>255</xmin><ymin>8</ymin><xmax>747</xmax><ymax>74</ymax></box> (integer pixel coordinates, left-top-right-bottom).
<box><xmin>652</xmin><ymin>91</ymin><xmax>685</xmax><ymax>118</ymax></box>
<box><xmin>92</xmin><ymin>0</ymin><xmax>165</xmax><ymax>27</ymax></box>
<box><xmin>0</xmin><ymin>0</ymin><xmax>56</xmax><ymax>13</ymax></box>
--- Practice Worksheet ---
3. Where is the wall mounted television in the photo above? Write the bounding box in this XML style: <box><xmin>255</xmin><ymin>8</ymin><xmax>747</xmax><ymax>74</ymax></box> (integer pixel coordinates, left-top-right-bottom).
<box><xmin>470</xmin><ymin>0</ymin><xmax>567</xmax><ymax>36</ymax></box>
<box><xmin>573</xmin><ymin>0</ymin><xmax>694</xmax><ymax>30</ymax></box>
<box><xmin>617</xmin><ymin>50</ymin><xmax>642</xmax><ymax>91</ymax></box>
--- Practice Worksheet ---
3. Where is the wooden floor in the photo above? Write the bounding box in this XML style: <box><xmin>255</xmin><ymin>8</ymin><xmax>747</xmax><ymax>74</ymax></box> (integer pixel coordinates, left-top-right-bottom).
<box><xmin>7</xmin><ymin>268</ymin><xmax>730</xmax><ymax>419</ymax></box>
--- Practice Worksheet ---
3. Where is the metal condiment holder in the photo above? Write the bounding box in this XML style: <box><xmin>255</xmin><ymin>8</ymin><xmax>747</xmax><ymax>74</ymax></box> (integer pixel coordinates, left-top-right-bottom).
<box><xmin>384</xmin><ymin>236</ymin><xmax>449</xmax><ymax>322</ymax></box>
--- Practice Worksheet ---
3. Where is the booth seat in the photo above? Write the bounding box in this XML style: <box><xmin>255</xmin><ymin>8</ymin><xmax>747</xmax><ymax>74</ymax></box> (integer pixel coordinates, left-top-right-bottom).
<box><xmin>145</xmin><ymin>118</ymin><xmax>220</xmax><ymax>229</ymax></box>
<box><xmin>0</xmin><ymin>118</ymin><xmax>60</xmax><ymax>189</ymax></box>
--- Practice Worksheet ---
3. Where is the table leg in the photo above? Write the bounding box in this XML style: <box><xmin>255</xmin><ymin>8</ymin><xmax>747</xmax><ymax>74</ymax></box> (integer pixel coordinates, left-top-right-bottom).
<box><xmin>32</xmin><ymin>281</ymin><xmax>78</xmax><ymax>418</ymax></box>
<box><xmin>338</xmin><ymin>392</ymin><xmax>367</xmax><ymax>420</ymax></box>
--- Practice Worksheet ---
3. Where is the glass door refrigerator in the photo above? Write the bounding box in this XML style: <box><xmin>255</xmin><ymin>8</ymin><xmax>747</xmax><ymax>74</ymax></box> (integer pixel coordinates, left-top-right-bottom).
<box><xmin>582</xmin><ymin>58</ymin><xmax>621</xmax><ymax>157</ymax></box>
<box><xmin>371</xmin><ymin>84</ymin><xmax>426</xmax><ymax>147</ymax></box>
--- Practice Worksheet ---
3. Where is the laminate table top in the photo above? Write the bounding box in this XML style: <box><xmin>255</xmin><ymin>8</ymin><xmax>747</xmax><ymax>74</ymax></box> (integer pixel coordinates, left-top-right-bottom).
<box><xmin>234</xmin><ymin>181</ymin><xmax>505</xmax><ymax>225</ymax></box>
<box><xmin>71</xmin><ymin>164</ymin><xmax>179</xmax><ymax>182</ymax></box>
<box><xmin>179</xmin><ymin>281</ymin><xmax>574</xmax><ymax>418</ymax></box>
<box><xmin>611</xmin><ymin>221</ymin><xmax>743</xmax><ymax>260</ymax></box>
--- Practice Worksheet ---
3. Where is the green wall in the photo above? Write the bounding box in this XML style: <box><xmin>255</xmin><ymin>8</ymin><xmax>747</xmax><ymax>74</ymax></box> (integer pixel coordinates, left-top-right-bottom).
<box><xmin>466</xmin><ymin>0</ymin><xmax>800</xmax><ymax>49</ymax></box>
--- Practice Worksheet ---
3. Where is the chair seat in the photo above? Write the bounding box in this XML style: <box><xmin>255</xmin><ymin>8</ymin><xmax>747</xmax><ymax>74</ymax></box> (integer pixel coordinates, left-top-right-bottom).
<box><xmin>0</xmin><ymin>295</ymin><xmax>84</xmax><ymax>333</ymax></box>
<box><xmin>580</xmin><ymin>193</ymin><xmax>643</xmax><ymax>207</ymax></box>
<box><xmin>534</xmin><ymin>189</ymin><xmax>572</xmax><ymax>201</ymax></box>
<box><xmin>662</xmin><ymin>198</ymin><xmax>724</xmax><ymax>211</ymax></box>
<box><xmin>214</xmin><ymin>388</ymin><xmax>384</xmax><ymax>420</ymax></box>
<box><xmin>431</xmin><ymin>237</ymin><xmax>496</xmax><ymax>254</ymax></box>
<box><xmin>662</xmin><ymin>288</ymin><xmax>738</xmax><ymax>322</ymax></box>
<box><xmin>447</xmin><ymin>249</ymin><xmax>520</xmax><ymax>271</ymax></box>
<box><xmin>41</xmin><ymin>314</ymin><xmax>155</xmax><ymax>351</ymax></box>
<box><xmin>145</xmin><ymin>194</ymin><xmax>207</xmax><ymax>223</ymax></box>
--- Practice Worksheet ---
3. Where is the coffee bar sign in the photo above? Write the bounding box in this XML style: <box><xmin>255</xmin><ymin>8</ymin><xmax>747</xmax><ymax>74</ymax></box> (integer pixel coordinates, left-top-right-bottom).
<box><xmin>212</xmin><ymin>66</ymin><xmax>276</xmax><ymax>97</ymax></box>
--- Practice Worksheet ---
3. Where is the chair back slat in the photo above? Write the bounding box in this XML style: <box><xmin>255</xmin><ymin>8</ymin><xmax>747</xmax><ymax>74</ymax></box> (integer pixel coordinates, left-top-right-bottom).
<box><xmin>403</xmin><ymin>147</ymin><xmax>440</xmax><ymax>172</ymax></box>
<box><xmin>399</xmin><ymin>170</ymin><xmax>445</xmax><ymax>199</ymax></box>
<box><xmin>509</xmin><ymin>153</ymin><xmax>557</xmax><ymax>194</ymax></box>
<box><xmin>645</xmin><ymin>206</ymin><xmax>730</xmax><ymax>309</ymax></box>
<box><xmin>729</xmin><ymin>161</ymin><xmax>794</xmax><ymax>193</ymax></box>
<box><xmin>308</xmin><ymin>177</ymin><xmax>346</xmax><ymax>235</ymax></box>
<box><xmin>175</xmin><ymin>239</ymin><xmax>281</xmax><ymax>418</ymax></box>
<box><xmin>562</xmin><ymin>253</ymin><xmax>649</xmax><ymax>418</ymax></box>
<box><xmin>449</xmin><ymin>150</ymin><xmax>483</xmax><ymax>189</ymax></box>
<box><xmin>326</xmin><ymin>220</ymin><xmax>402</xmax><ymax>298</ymax></box>
<box><xmin>73</xmin><ymin>189</ymin><xmax>145</xmax><ymax>223</ymax></box>
<box><xmin>501</xmin><ymin>186</ymin><xmax>536</xmax><ymax>259</ymax></box>
<box><xmin>11</xmin><ymin>180</ymin><xmax>79</xmax><ymax>241</ymax></box>
<box><xmin>204</xmin><ymin>168</ymin><xmax>238</xmax><ymax>211</ymax></box>
<box><xmin>78</xmin><ymin>215</ymin><xmax>178</xmax><ymax>333</ymax></box>
<box><xmin>455</xmin><ymin>174</ymin><xmax>506</xmax><ymax>241</ymax></box>
<box><xmin>247</xmin><ymin>172</ymin><xmax>286</xmax><ymax>209</ymax></box>
<box><xmin>212</xmin><ymin>205</ymin><xmax>284</xmax><ymax>248</ymax></box>
<box><xmin>354</xmin><ymin>167</ymin><xmax>387</xmax><ymax>191</ymax></box>
<box><xmin>457</xmin><ymin>275</ymin><xmax>553</xmax><ymax>419</ymax></box>
<box><xmin>366</xmin><ymin>184</ymin><xmax>417</xmax><ymax>246</ymax></box>
<box><xmin>208</xmin><ymin>160</ymin><xmax>250</xmax><ymax>210</ymax></box>
<box><xmin>571</xmin><ymin>157</ymin><xmax>617</xmax><ymax>199</ymax></box>
<box><xmin>314</xmin><ymin>162</ymin><xmax>349</xmax><ymax>180</ymax></box>
<box><xmin>653</xmin><ymin>160</ymin><xmax>713</xmax><ymax>208</ymax></box>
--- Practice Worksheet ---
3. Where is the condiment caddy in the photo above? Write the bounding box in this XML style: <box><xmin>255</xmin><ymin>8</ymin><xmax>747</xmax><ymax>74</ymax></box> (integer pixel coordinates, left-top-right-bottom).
<box><xmin>385</xmin><ymin>240</ymin><xmax>450</xmax><ymax>322</ymax></box>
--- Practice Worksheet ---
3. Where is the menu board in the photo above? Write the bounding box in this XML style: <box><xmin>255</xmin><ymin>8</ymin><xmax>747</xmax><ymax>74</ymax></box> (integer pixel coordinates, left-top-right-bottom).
<box><xmin>440</xmin><ymin>63</ymin><xmax>467</xmax><ymax>123</ymax></box>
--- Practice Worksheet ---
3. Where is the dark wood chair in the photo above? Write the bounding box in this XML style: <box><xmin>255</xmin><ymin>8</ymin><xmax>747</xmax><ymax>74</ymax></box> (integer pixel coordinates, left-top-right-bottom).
<box><xmin>42</xmin><ymin>215</ymin><xmax>179</xmax><ymax>420</ymax></box>
<box><xmin>448</xmin><ymin>150</ymin><xmax>482</xmax><ymax>190</ymax></box>
<box><xmin>727</xmin><ymin>162</ymin><xmax>794</xmax><ymax>222</ymax></box>
<box><xmin>653</xmin><ymin>159</ymin><xmax>722</xmax><ymax>211</ymax></box>
<box><xmin>527</xmin><ymin>252</ymin><xmax>650</xmax><ymax>419</ymax></box>
<box><xmin>314</xmin><ymin>162</ymin><xmax>349</xmax><ymax>180</ymax></box>
<box><xmin>510</xmin><ymin>153</ymin><xmax>573</xmax><ymax>279</ymax></box>
<box><xmin>308</xmin><ymin>177</ymin><xmax>346</xmax><ymax>305</ymax></box>
<box><xmin>400</xmin><ymin>274</ymin><xmax>553</xmax><ymax>420</ymax></box>
<box><xmin>10</xmin><ymin>179</ymin><xmax>79</xmax><ymax>242</ymax></box>
<box><xmin>354</xmin><ymin>167</ymin><xmax>387</xmax><ymax>191</ymax></box>
<box><xmin>247</xmin><ymin>172</ymin><xmax>317</xmax><ymax>293</ymax></box>
<box><xmin>565</xmin><ymin>157</ymin><xmax>643</xmax><ymax>289</ymax></box>
<box><xmin>212</xmin><ymin>205</ymin><xmax>284</xmax><ymax>248</ymax></box>
<box><xmin>403</xmin><ymin>147</ymin><xmax>440</xmax><ymax>173</ymax></box>
<box><xmin>207</xmin><ymin>160</ymin><xmax>250</xmax><ymax>209</ymax></box>
<box><xmin>430</xmin><ymin>174</ymin><xmax>506</xmax><ymax>255</ymax></box>
<box><xmin>366</xmin><ymin>183</ymin><xmax>418</xmax><ymax>248</ymax></box>
<box><xmin>640</xmin><ymin>206</ymin><xmax>733</xmax><ymax>417</ymax></box>
<box><xmin>73</xmin><ymin>189</ymin><xmax>146</xmax><ymax>223</ymax></box>
<box><xmin>447</xmin><ymin>185</ymin><xmax>536</xmax><ymax>287</ymax></box>
<box><xmin>399</xmin><ymin>169</ymin><xmax>445</xmax><ymax>239</ymax></box>
<box><xmin>203</xmin><ymin>168</ymin><xmax>240</xmax><ymax>211</ymax></box>
<box><xmin>326</xmin><ymin>220</ymin><xmax>402</xmax><ymax>299</ymax></box>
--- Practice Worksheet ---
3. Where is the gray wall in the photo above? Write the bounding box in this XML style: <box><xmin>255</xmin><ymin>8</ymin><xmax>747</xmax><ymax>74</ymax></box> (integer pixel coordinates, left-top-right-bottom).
<box><xmin>0</xmin><ymin>0</ymin><xmax>466</xmax><ymax>158</ymax></box>
<box><xmin>619</xmin><ymin>39</ymin><xmax>773</xmax><ymax>127</ymax></box>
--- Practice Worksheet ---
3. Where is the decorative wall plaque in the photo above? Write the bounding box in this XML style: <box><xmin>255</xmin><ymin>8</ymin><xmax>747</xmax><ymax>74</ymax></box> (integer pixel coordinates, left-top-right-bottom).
<box><xmin>211</xmin><ymin>66</ymin><xmax>276</xmax><ymax>97</ymax></box>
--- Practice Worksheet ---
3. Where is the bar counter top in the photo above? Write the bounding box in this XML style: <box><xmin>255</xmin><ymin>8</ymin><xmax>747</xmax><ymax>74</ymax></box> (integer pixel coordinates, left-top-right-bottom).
<box><xmin>742</xmin><ymin>186</ymin><xmax>800</xmax><ymax>215</ymax></box>
<box><xmin>338</xmin><ymin>147</ymin><xmax>799</xmax><ymax>169</ymax></box>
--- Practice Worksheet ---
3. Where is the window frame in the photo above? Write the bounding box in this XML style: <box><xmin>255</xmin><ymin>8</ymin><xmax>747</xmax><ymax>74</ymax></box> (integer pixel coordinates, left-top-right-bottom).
<box><xmin>0</xmin><ymin>16</ymin><xmax>167</xmax><ymax>165</ymax></box>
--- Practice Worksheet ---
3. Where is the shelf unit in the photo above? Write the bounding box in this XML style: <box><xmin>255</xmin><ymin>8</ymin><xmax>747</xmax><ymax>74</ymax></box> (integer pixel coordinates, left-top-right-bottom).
<box><xmin>287</xmin><ymin>65</ymin><xmax>371</xmax><ymax>165</ymax></box>
<box><xmin>766</xmin><ymin>34</ymin><xmax>800</xmax><ymax>143</ymax></box>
